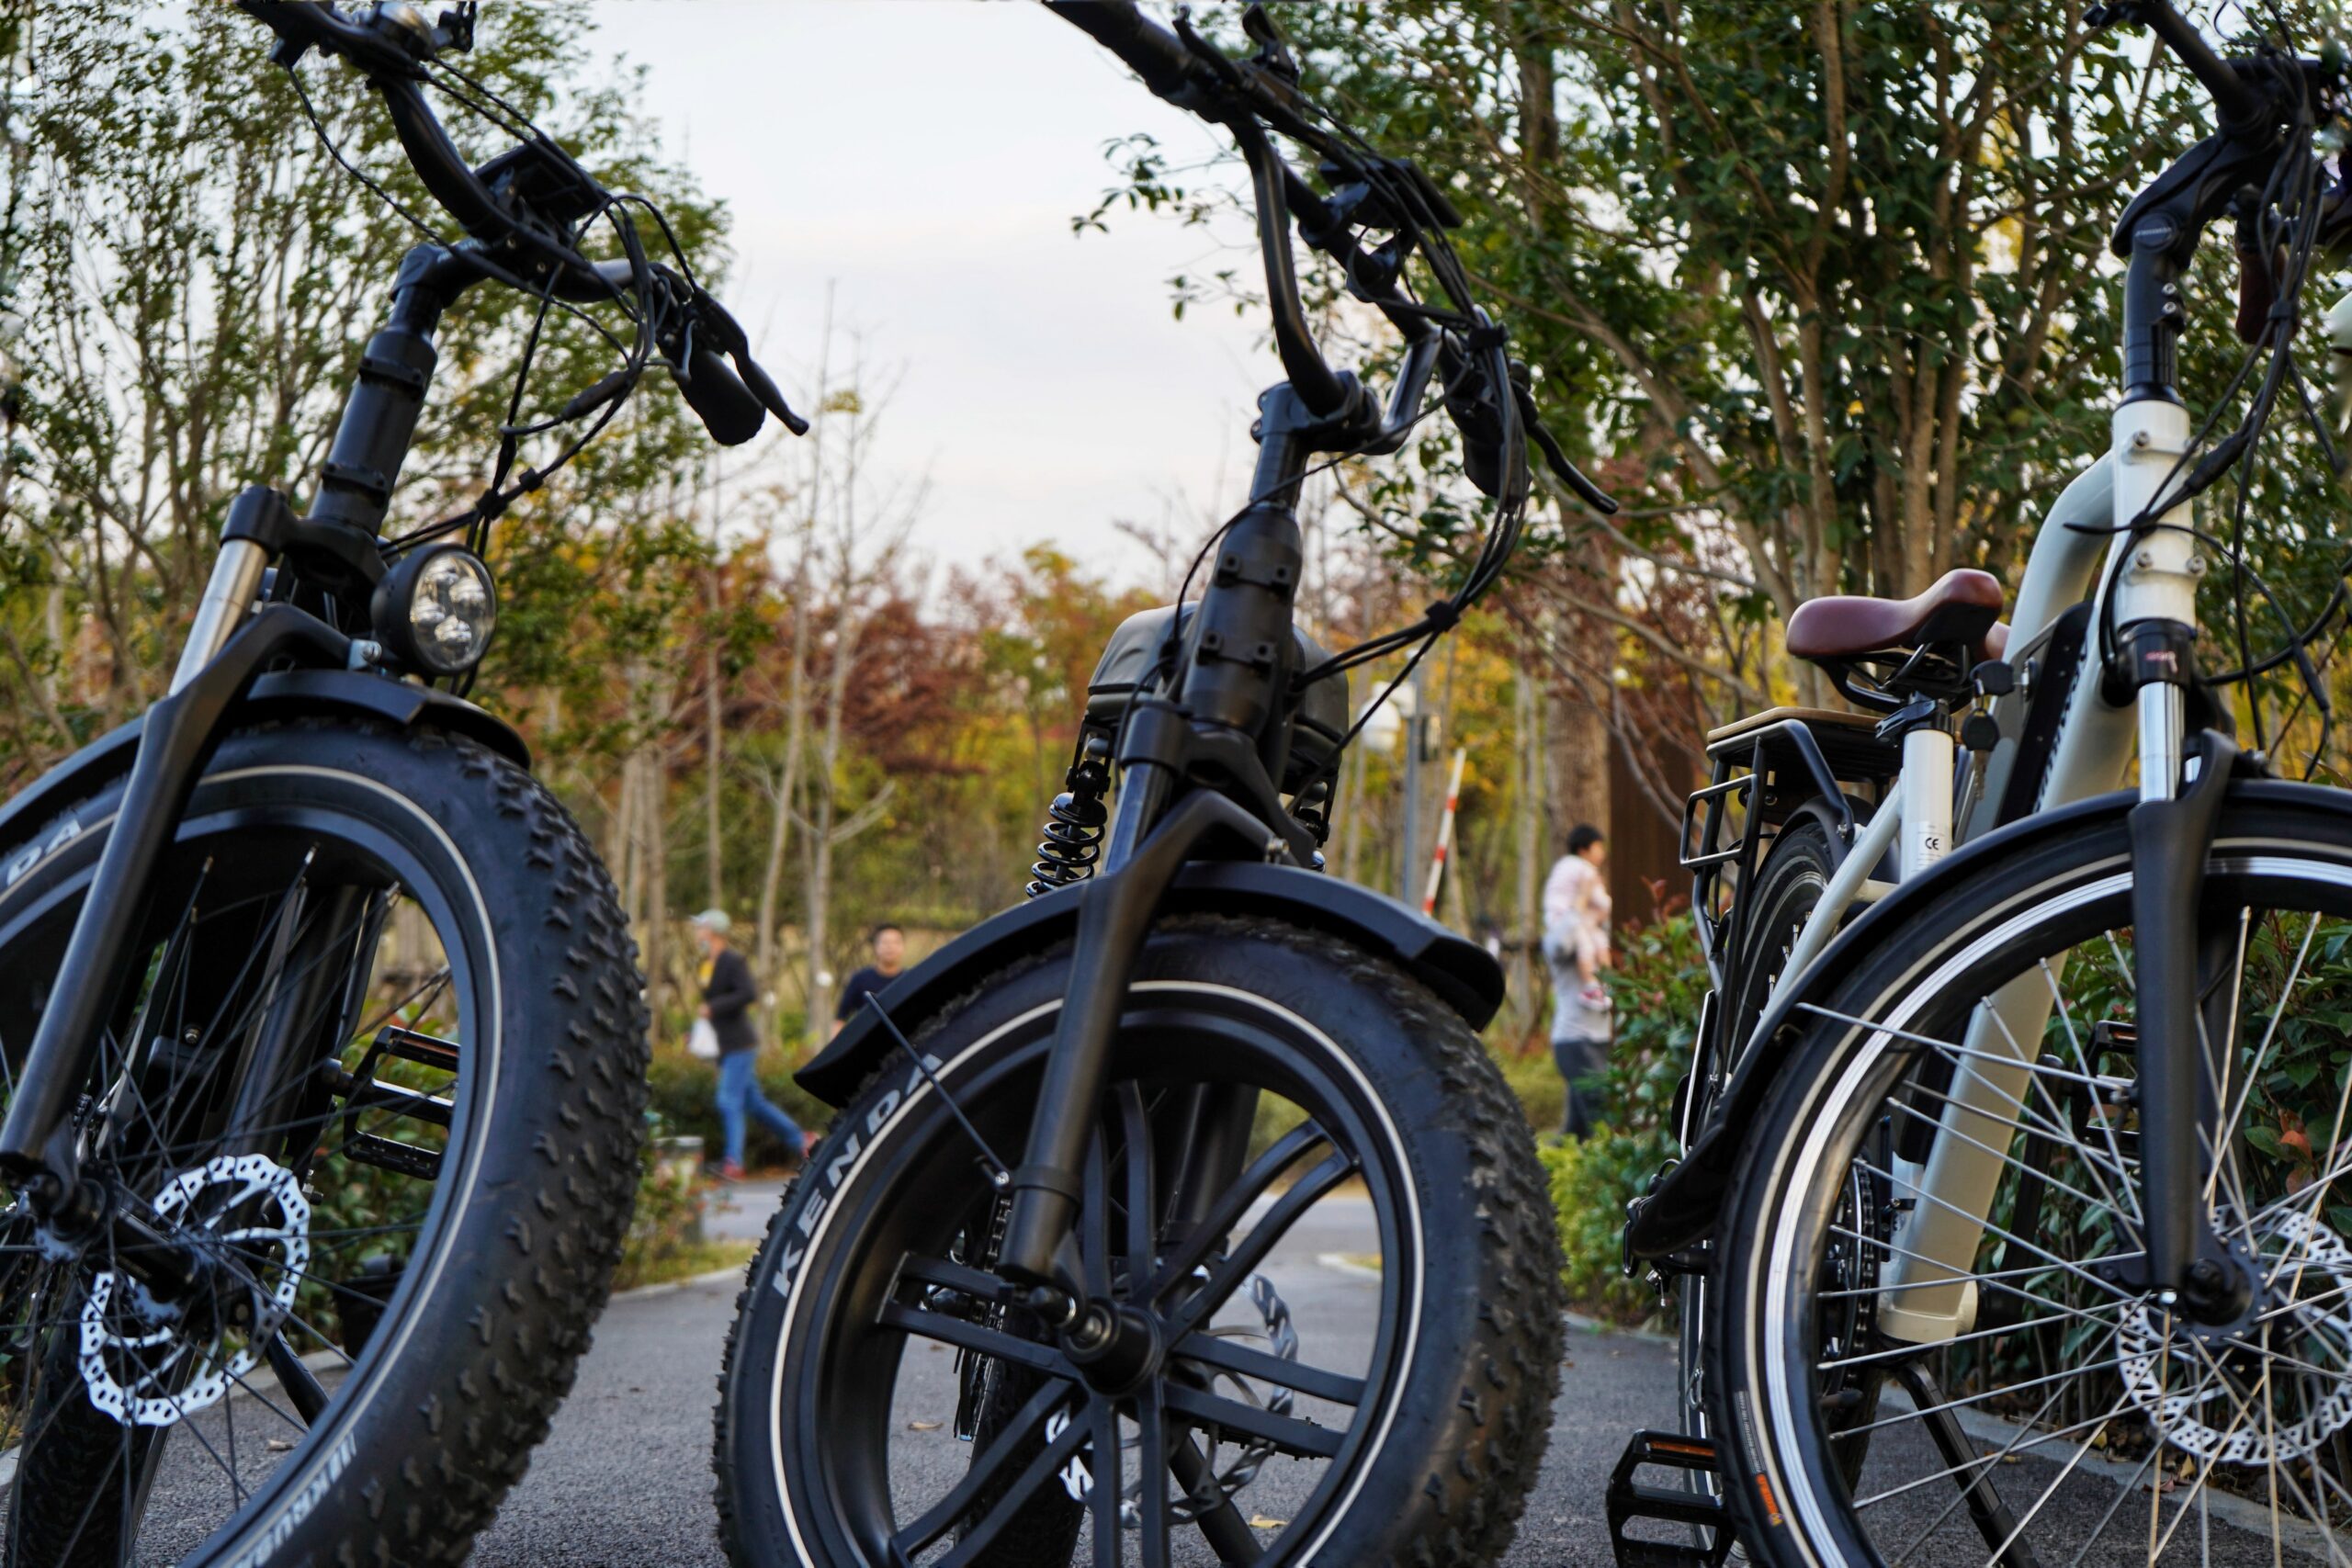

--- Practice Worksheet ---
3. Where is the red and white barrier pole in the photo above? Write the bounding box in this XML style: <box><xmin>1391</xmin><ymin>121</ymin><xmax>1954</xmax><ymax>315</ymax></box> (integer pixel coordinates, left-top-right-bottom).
<box><xmin>1420</xmin><ymin>747</ymin><xmax>1467</xmax><ymax>918</ymax></box>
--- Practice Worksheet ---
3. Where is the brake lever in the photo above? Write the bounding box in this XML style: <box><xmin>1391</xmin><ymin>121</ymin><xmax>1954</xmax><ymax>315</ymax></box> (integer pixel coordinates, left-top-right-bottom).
<box><xmin>1239</xmin><ymin>4</ymin><xmax>1299</xmax><ymax>85</ymax></box>
<box><xmin>689</xmin><ymin>286</ymin><xmax>811</xmax><ymax>437</ymax></box>
<box><xmin>1512</xmin><ymin>375</ymin><xmax>1619</xmax><ymax>515</ymax></box>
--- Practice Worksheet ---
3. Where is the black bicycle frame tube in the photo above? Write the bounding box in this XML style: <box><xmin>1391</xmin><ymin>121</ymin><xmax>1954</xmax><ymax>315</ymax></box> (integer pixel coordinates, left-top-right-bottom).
<box><xmin>316</xmin><ymin>243</ymin><xmax>478</xmax><ymax>539</ymax></box>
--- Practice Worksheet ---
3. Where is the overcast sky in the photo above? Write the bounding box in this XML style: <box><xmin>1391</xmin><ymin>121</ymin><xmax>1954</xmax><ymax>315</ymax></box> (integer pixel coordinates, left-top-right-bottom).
<box><xmin>586</xmin><ymin>1</ymin><xmax>1269</xmax><ymax>581</ymax></box>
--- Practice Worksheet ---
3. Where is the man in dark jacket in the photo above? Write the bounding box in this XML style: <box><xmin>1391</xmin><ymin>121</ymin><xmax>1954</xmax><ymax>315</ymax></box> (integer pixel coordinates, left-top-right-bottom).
<box><xmin>693</xmin><ymin>909</ymin><xmax>808</xmax><ymax>1179</ymax></box>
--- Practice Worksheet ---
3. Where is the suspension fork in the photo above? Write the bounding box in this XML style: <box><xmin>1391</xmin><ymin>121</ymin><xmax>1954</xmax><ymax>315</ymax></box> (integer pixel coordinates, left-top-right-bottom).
<box><xmin>2126</xmin><ymin>719</ymin><xmax>2244</xmax><ymax>1314</ymax></box>
<box><xmin>0</xmin><ymin>607</ymin><xmax>348</xmax><ymax>1216</ymax></box>
<box><xmin>2</xmin><ymin>244</ymin><xmax>469</xmax><ymax>1217</ymax></box>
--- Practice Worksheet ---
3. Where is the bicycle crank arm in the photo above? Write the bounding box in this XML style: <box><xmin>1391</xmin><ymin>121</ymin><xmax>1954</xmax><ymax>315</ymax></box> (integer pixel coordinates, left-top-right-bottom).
<box><xmin>994</xmin><ymin>786</ymin><xmax>1281</xmax><ymax>1303</ymax></box>
<box><xmin>2120</xmin><ymin>725</ymin><xmax>2245</xmax><ymax>1315</ymax></box>
<box><xmin>0</xmin><ymin>605</ymin><xmax>347</xmax><ymax>1211</ymax></box>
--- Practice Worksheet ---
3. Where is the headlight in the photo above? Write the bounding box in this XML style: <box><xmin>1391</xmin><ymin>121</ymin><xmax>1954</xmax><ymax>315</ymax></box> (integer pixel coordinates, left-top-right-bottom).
<box><xmin>371</xmin><ymin>546</ymin><xmax>498</xmax><ymax>678</ymax></box>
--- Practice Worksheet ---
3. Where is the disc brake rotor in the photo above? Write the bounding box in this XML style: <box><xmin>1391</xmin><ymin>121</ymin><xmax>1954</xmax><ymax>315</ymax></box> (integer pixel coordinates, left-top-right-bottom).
<box><xmin>2120</xmin><ymin>1208</ymin><xmax>2352</xmax><ymax>1466</ymax></box>
<box><xmin>1115</xmin><ymin>1271</ymin><xmax>1299</xmax><ymax>1527</ymax></box>
<box><xmin>79</xmin><ymin>1154</ymin><xmax>311</xmax><ymax>1427</ymax></box>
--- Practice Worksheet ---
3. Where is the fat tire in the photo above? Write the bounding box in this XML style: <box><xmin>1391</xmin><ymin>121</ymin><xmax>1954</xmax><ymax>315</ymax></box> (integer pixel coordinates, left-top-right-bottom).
<box><xmin>712</xmin><ymin>914</ymin><xmax>1565</xmax><ymax>1568</ymax></box>
<box><xmin>0</xmin><ymin>721</ymin><xmax>650</xmax><ymax>1567</ymax></box>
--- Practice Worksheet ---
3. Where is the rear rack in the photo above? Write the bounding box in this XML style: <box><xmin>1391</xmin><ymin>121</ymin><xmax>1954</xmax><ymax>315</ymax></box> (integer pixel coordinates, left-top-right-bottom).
<box><xmin>1682</xmin><ymin>705</ymin><xmax>1900</xmax><ymax>982</ymax></box>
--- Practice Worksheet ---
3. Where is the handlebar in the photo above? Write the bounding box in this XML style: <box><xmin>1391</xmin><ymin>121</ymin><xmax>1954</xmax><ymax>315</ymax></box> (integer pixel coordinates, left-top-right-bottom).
<box><xmin>237</xmin><ymin>1</ymin><xmax>802</xmax><ymax>446</ymax></box>
<box><xmin>1050</xmin><ymin>0</ymin><xmax>1615</xmax><ymax>515</ymax></box>
<box><xmin>2087</xmin><ymin>2</ymin><xmax>2266</xmax><ymax>127</ymax></box>
<box><xmin>237</xmin><ymin>2</ymin><xmax>520</xmax><ymax>243</ymax></box>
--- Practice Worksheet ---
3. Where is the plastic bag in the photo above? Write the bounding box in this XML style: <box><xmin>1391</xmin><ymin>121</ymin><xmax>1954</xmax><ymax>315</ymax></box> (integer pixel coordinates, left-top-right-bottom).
<box><xmin>688</xmin><ymin>1017</ymin><xmax>721</xmax><ymax>1061</ymax></box>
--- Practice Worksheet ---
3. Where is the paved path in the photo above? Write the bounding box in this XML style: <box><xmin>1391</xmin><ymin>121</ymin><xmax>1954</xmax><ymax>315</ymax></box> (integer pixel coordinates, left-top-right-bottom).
<box><xmin>468</xmin><ymin>1179</ymin><xmax>1682</xmax><ymax>1566</ymax></box>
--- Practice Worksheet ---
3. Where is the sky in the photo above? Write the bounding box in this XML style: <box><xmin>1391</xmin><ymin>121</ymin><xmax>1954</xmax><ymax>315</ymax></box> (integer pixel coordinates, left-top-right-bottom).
<box><xmin>585</xmin><ymin>1</ymin><xmax>1272</xmax><ymax>581</ymax></box>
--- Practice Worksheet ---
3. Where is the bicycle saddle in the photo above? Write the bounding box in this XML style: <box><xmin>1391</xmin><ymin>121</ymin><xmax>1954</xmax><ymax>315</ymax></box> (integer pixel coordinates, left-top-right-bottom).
<box><xmin>1785</xmin><ymin>568</ymin><xmax>2008</xmax><ymax>663</ymax></box>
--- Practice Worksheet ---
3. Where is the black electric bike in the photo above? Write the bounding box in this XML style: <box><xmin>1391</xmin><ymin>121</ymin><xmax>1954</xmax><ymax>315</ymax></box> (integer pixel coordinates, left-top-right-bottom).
<box><xmin>0</xmin><ymin>4</ymin><xmax>797</xmax><ymax>1562</ymax></box>
<box><xmin>712</xmin><ymin>6</ymin><xmax>1613</xmax><ymax>1566</ymax></box>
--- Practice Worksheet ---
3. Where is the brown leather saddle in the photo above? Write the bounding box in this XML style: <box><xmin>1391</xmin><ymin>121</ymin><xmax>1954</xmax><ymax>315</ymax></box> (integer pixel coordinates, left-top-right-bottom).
<box><xmin>1785</xmin><ymin>569</ymin><xmax>2009</xmax><ymax>708</ymax></box>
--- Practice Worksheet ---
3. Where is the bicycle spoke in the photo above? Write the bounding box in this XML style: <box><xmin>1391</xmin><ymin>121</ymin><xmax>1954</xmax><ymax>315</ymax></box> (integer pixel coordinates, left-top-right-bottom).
<box><xmin>1160</xmin><ymin>1380</ymin><xmax>1342</xmax><ymax>1460</ymax></box>
<box><xmin>1165</xmin><ymin>1151</ymin><xmax>1353</xmax><ymax>1340</ymax></box>
<box><xmin>1145</xmin><ymin>1122</ymin><xmax>1333</xmax><ymax>1300</ymax></box>
<box><xmin>889</xmin><ymin>1377</ymin><xmax>1069</xmax><ymax>1557</ymax></box>
<box><xmin>1136</xmin><ymin>1380</ymin><xmax>1173</xmax><ymax>1568</ymax></box>
<box><xmin>1171</xmin><ymin>1329</ymin><xmax>1365</xmax><ymax>1405</ymax></box>
<box><xmin>933</xmin><ymin>1409</ymin><xmax>1092</xmax><ymax>1568</ymax></box>
<box><xmin>1090</xmin><ymin>1394</ymin><xmax>1120</xmax><ymax>1568</ymax></box>
<box><xmin>879</xmin><ymin>1296</ymin><xmax>1075</xmax><ymax>1381</ymax></box>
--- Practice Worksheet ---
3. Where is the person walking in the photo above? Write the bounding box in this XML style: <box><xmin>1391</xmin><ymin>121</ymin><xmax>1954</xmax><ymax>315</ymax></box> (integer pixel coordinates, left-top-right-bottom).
<box><xmin>1542</xmin><ymin>824</ymin><xmax>1614</xmax><ymax>1138</ymax></box>
<box><xmin>694</xmin><ymin>909</ymin><xmax>814</xmax><ymax>1180</ymax></box>
<box><xmin>831</xmin><ymin>922</ymin><xmax>906</xmax><ymax>1037</ymax></box>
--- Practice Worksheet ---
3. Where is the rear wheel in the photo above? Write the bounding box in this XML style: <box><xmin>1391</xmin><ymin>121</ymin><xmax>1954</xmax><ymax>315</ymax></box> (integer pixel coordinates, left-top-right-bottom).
<box><xmin>714</xmin><ymin>916</ymin><xmax>1564</xmax><ymax>1568</ymax></box>
<box><xmin>1664</xmin><ymin>814</ymin><xmax>1847</xmax><ymax>1557</ymax></box>
<box><xmin>0</xmin><ymin>721</ymin><xmax>648</xmax><ymax>1565</ymax></box>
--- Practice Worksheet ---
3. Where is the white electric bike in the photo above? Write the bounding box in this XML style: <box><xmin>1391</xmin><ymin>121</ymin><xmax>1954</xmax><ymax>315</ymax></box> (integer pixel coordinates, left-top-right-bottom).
<box><xmin>1614</xmin><ymin>7</ymin><xmax>2352</xmax><ymax>1565</ymax></box>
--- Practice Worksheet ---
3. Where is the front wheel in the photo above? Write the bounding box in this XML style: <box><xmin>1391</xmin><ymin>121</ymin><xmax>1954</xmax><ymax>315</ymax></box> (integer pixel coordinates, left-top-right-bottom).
<box><xmin>0</xmin><ymin>720</ymin><xmax>649</xmax><ymax>1565</ymax></box>
<box><xmin>1709</xmin><ymin>787</ymin><xmax>2352</xmax><ymax>1566</ymax></box>
<box><xmin>713</xmin><ymin>916</ymin><xmax>1565</xmax><ymax>1568</ymax></box>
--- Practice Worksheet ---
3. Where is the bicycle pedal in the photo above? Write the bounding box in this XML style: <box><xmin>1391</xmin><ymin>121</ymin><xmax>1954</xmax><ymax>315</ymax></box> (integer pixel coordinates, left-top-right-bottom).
<box><xmin>1608</xmin><ymin>1429</ymin><xmax>1736</xmax><ymax>1568</ymax></box>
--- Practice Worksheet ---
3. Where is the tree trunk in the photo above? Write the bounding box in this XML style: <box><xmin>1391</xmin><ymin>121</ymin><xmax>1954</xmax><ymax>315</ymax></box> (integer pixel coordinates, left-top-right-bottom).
<box><xmin>705</xmin><ymin>454</ymin><xmax>726</xmax><ymax>914</ymax></box>
<box><xmin>1512</xmin><ymin>653</ymin><xmax>1543</xmax><ymax>1037</ymax></box>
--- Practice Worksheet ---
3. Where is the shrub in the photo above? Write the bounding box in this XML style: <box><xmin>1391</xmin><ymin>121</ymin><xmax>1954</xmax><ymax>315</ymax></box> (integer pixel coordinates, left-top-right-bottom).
<box><xmin>1539</xmin><ymin>910</ymin><xmax>1707</xmax><ymax>1326</ymax></box>
<box><xmin>615</xmin><ymin>1136</ymin><xmax>718</xmax><ymax>1291</ymax></box>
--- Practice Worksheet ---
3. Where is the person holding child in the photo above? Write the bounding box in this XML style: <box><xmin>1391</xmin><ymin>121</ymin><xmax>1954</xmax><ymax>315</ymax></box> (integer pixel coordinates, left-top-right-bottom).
<box><xmin>1542</xmin><ymin>824</ymin><xmax>1613</xmax><ymax>1138</ymax></box>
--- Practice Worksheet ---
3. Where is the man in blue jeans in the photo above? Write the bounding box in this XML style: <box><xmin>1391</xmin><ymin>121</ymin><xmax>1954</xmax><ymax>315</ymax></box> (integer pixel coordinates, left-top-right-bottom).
<box><xmin>693</xmin><ymin>909</ymin><xmax>816</xmax><ymax>1179</ymax></box>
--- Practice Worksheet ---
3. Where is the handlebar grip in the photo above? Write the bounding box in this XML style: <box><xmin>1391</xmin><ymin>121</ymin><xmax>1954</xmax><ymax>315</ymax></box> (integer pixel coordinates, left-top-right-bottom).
<box><xmin>672</xmin><ymin>348</ymin><xmax>766</xmax><ymax>446</ymax></box>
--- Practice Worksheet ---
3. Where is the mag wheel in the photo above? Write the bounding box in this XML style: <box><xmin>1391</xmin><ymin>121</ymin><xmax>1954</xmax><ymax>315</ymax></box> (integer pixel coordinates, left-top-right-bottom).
<box><xmin>0</xmin><ymin>720</ymin><xmax>647</xmax><ymax>1566</ymax></box>
<box><xmin>714</xmin><ymin>916</ymin><xmax>1564</xmax><ymax>1568</ymax></box>
<box><xmin>1708</xmin><ymin>788</ymin><xmax>2352</xmax><ymax>1567</ymax></box>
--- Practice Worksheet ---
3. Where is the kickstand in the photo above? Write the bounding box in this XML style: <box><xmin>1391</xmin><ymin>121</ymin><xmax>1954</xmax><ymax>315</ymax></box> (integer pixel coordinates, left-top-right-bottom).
<box><xmin>1887</xmin><ymin>1359</ymin><xmax>2042</xmax><ymax>1568</ymax></box>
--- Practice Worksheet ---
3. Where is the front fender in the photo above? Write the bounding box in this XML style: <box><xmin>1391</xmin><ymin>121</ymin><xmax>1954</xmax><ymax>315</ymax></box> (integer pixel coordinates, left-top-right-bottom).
<box><xmin>797</xmin><ymin>861</ymin><xmax>1506</xmax><ymax>1108</ymax></box>
<box><xmin>0</xmin><ymin>669</ymin><xmax>528</xmax><ymax>852</ymax></box>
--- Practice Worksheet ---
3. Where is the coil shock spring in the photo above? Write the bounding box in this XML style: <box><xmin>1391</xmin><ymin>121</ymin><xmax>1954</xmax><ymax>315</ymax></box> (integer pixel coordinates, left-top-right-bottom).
<box><xmin>1025</xmin><ymin>733</ymin><xmax>1113</xmax><ymax>899</ymax></box>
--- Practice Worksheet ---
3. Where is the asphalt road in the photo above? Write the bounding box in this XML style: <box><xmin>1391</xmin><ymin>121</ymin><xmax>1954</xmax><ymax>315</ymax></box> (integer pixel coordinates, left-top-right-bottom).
<box><xmin>462</xmin><ymin>1179</ymin><xmax>1683</xmax><ymax>1567</ymax></box>
<box><xmin>148</xmin><ymin>1176</ymin><xmax>2331</xmax><ymax>1564</ymax></box>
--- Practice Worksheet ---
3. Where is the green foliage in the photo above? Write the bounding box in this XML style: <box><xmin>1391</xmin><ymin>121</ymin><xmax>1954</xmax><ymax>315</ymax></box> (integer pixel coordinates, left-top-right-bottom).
<box><xmin>3</xmin><ymin>5</ymin><xmax>723</xmax><ymax>775</ymax></box>
<box><xmin>1540</xmin><ymin>911</ymin><xmax>1707</xmax><ymax>1325</ymax></box>
<box><xmin>615</xmin><ymin>1138</ymin><xmax>721</xmax><ymax>1292</ymax></box>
